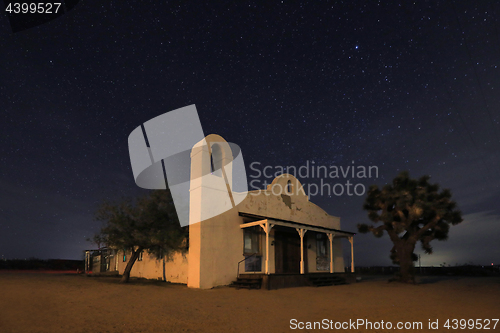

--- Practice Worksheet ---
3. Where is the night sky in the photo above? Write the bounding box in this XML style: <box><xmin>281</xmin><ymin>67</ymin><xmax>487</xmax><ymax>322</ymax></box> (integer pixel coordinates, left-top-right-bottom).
<box><xmin>1</xmin><ymin>1</ymin><xmax>499</xmax><ymax>267</ymax></box>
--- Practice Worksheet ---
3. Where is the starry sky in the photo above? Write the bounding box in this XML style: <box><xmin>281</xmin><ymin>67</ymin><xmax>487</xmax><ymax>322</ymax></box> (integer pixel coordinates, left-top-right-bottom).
<box><xmin>1</xmin><ymin>1</ymin><xmax>499</xmax><ymax>267</ymax></box>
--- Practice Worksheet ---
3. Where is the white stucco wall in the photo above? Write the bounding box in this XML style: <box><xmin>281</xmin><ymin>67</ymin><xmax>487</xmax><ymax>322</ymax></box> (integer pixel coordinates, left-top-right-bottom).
<box><xmin>188</xmin><ymin>167</ymin><xmax>348</xmax><ymax>288</ymax></box>
<box><xmin>119</xmin><ymin>135</ymin><xmax>351</xmax><ymax>289</ymax></box>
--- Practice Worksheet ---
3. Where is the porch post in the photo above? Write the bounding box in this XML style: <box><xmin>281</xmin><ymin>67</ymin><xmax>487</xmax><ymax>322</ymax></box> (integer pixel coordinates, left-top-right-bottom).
<box><xmin>327</xmin><ymin>233</ymin><xmax>334</xmax><ymax>273</ymax></box>
<box><xmin>260</xmin><ymin>221</ymin><xmax>274</xmax><ymax>274</ymax></box>
<box><xmin>114</xmin><ymin>249</ymin><xmax>118</xmax><ymax>271</ymax></box>
<box><xmin>349</xmin><ymin>236</ymin><xmax>354</xmax><ymax>273</ymax></box>
<box><xmin>296</xmin><ymin>228</ymin><xmax>307</xmax><ymax>274</ymax></box>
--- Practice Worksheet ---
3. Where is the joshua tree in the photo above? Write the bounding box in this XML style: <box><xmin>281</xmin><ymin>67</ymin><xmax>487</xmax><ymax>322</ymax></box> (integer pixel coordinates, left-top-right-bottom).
<box><xmin>358</xmin><ymin>171</ymin><xmax>463</xmax><ymax>283</ymax></box>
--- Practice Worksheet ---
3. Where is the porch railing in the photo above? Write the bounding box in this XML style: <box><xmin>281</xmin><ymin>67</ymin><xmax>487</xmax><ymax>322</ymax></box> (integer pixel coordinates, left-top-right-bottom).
<box><xmin>237</xmin><ymin>253</ymin><xmax>258</xmax><ymax>278</ymax></box>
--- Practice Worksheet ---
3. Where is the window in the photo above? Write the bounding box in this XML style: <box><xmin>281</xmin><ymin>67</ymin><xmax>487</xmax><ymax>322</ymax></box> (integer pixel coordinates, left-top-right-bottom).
<box><xmin>316</xmin><ymin>233</ymin><xmax>327</xmax><ymax>257</ymax></box>
<box><xmin>316</xmin><ymin>233</ymin><xmax>329</xmax><ymax>271</ymax></box>
<box><xmin>210</xmin><ymin>143</ymin><xmax>223</xmax><ymax>177</ymax></box>
<box><xmin>287</xmin><ymin>180</ymin><xmax>293</xmax><ymax>193</ymax></box>
<box><xmin>122</xmin><ymin>250</ymin><xmax>126</xmax><ymax>262</ymax></box>
<box><xmin>243</xmin><ymin>228</ymin><xmax>262</xmax><ymax>272</ymax></box>
<box><xmin>243</xmin><ymin>228</ymin><xmax>260</xmax><ymax>255</ymax></box>
<box><xmin>138</xmin><ymin>251</ymin><xmax>143</xmax><ymax>261</ymax></box>
<box><xmin>245</xmin><ymin>255</ymin><xmax>262</xmax><ymax>272</ymax></box>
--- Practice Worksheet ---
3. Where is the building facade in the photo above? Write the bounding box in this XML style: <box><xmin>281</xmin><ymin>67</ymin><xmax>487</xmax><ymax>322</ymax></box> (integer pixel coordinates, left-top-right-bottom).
<box><xmin>95</xmin><ymin>134</ymin><xmax>355</xmax><ymax>288</ymax></box>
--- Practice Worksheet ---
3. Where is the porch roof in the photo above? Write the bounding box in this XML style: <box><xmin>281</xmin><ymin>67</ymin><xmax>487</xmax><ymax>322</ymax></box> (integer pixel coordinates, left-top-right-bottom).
<box><xmin>238</xmin><ymin>212</ymin><xmax>355</xmax><ymax>237</ymax></box>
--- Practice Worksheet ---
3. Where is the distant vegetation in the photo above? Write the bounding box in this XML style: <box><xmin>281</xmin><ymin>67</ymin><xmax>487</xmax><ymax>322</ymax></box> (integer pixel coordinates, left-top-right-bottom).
<box><xmin>355</xmin><ymin>265</ymin><xmax>500</xmax><ymax>277</ymax></box>
<box><xmin>0</xmin><ymin>258</ymin><xmax>83</xmax><ymax>271</ymax></box>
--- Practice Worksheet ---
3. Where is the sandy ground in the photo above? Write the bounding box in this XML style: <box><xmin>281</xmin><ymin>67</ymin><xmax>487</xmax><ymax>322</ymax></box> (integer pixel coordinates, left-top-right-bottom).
<box><xmin>0</xmin><ymin>272</ymin><xmax>499</xmax><ymax>333</ymax></box>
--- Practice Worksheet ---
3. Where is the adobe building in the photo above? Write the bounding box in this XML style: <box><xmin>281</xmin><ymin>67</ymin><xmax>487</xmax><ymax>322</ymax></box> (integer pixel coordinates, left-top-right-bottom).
<box><xmin>88</xmin><ymin>134</ymin><xmax>355</xmax><ymax>289</ymax></box>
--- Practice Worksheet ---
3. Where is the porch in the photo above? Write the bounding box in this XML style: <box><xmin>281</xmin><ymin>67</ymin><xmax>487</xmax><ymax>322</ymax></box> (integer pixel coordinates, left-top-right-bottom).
<box><xmin>237</xmin><ymin>212</ymin><xmax>356</xmax><ymax>288</ymax></box>
<box><xmin>84</xmin><ymin>248</ymin><xmax>118</xmax><ymax>274</ymax></box>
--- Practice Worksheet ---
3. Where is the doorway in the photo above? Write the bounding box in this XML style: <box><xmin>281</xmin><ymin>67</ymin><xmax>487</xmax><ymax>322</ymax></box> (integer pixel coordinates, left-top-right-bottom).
<box><xmin>274</xmin><ymin>227</ymin><xmax>303</xmax><ymax>274</ymax></box>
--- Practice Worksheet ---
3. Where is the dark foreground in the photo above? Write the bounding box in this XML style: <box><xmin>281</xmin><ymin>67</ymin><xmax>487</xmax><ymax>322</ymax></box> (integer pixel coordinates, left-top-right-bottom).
<box><xmin>0</xmin><ymin>272</ymin><xmax>498</xmax><ymax>333</ymax></box>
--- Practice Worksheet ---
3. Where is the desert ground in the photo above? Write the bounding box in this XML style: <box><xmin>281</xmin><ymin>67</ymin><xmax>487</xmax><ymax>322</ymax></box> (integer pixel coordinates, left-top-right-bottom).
<box><xmin>0</xmin><ymin>272</ymin><xmax>499</xmax><ymax>333</ymax></box>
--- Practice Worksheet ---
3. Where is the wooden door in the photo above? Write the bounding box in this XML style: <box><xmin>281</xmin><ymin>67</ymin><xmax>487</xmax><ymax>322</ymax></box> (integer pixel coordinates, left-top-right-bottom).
<box><xmin>274</xmin><ymin>229</ymin><xmax>300</xmax><ymax>274</ymax></box>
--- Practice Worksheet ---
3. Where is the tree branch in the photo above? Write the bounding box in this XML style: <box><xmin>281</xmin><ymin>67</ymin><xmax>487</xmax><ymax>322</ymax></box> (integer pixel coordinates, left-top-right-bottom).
<box><xmin>413</xmin><ymin>215</ymin><xmax>440</xmax><ymax>242</ymax></box>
